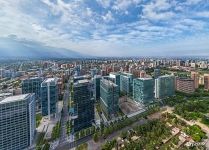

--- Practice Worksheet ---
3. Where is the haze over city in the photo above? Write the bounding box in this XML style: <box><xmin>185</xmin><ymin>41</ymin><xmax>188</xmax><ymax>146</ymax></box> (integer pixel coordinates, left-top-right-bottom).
<box><xmin>0</xmin><ymin>0</ymin><xmax>209</xmax><ymax>57</ymax></box>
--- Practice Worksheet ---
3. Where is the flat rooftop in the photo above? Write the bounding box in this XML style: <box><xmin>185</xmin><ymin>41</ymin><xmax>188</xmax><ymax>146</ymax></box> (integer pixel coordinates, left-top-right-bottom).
<box><xmin>101</xmin><ymin>78</ymin><xmax>117</xmax><ymax>87</ymax></box>
<box><xmin>74</xmin><ymin>79</ymin><xmax>91</xmax><ymax>86</ymax></box>
<box><xmin>137</xmin><ymin>78</ymin><xmax>153</xmax><ymax>80</ymax></box>
<box><xmin>0</xmin><ymin>94</ymin><xmax>29</xmax><ymax>104</ymax></box>
<box><xmin>78</xmin><ymin>79</ymin><xmax>89</xmax><ymax>84</ymax></box>
<box><xmin>43</xmin><ymin>78</ymin><xmax>57</xmax><ymax>83</ymax></box>
<box><xmin>94</xmin><ymin>75</ymin><xmax>102</xmax><ymax>78</ymax></box>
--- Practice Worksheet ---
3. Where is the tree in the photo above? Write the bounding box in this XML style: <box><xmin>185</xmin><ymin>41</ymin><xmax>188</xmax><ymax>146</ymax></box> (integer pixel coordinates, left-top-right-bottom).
<box><xmin>93</xmin><ymin>132</ymin><xmax>99</xmax><ymax>142</ymax></box>
<box><xmin>121</xmin><ymin>131</ymin><xmax>128</xmax><ymax>139</ymax></box>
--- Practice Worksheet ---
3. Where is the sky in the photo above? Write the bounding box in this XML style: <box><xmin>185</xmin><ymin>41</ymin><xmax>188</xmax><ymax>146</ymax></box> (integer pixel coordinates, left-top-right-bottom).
<box><xmin>0</xmin><ymin>0</ymin><xmax>209</xmax><ymax>57</ymax></box>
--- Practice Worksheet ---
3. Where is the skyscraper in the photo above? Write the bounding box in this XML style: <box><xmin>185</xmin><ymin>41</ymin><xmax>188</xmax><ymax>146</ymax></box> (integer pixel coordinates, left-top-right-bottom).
<box><xmin>155</xmin><ymin>75</ymin><xmax>175</xmax><ymax>99</ymax></box>
<box><xmin>93</xmin><ymin>75</ymin><xmax>102</xmax><ymax>101</ymax></box>
<box><xmin>133</xmin><ymin>78</ymin><xmax>154</xmax><ymax>104</ymax></box>
<box><xmin>22</xmin><ymin>77</ymin><xmax>42</xmax><ymax>110</ymax></box>
<box><xmin>204</xmin><ymin>74</ymin><xmax>209</xmax><ymax>91</ymax></box>
<box><xmin>191</xmin><ymin>71</ymin><xmax>199</xmax><ymax>89</ymax></box>
<box><xmin>109</xmin><ymin>72</ymin><xmax>121</xmax><ymax>87</ymax></box>
<box><xmin>100</xmin><ymin>78</ymin><xmax>119</xmax><ymax>117</ymax></box>
<box><xmin>72</xmin><ymin>79</ymin><xmax>94</xmax><ymax>132</ymax></box>
<box><xmin>120</xmin><ymin>72</ymin><xmax>133</xmax><ymax>96</ymax></box>
<box><xmin>41</xmin><ymin>78</ymin><xmax>58</xmax><ymax>119</ymax></box>
<box><xmin>154</xmin><ymin>69</ymin><xmax>161</xmax><ymax>79</ymax></box>
<box><xmin>0</xmin><ymin>94</ymin><xmax>36</xmax><ymax>150</ymax></box>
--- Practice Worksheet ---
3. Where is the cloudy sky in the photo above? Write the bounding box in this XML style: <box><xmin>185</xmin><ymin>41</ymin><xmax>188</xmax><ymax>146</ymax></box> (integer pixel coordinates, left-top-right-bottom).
<box><xmin>0</xmin><ymin>0</ymin><xmax>209</xmax><ymax>56</ymax></box>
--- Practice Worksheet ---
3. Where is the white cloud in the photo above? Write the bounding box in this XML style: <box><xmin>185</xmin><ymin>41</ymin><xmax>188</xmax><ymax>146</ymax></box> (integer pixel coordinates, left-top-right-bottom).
<box><xmin>96</xmin><ymin>0</ymin><xmax>112</xmax><ymax>8</ymax></box>
<box><xmin>112</xmin><ymin>0</ymin><xmax>142</xmax><ymax>11</ymax></box>
<box><xmin>0</xmin><ymin>0</ymin><xmax>209</xmax><ymax>56</ymax></box>
<box><xmin>141</xmin><ymin>0</ymin><xmax>175</xmax><ymax>20</ymax></box>
<box><xmin>196</xmin><ymin>11</ymin><xmax>209</xmax><ymax>18</ymax></box>
<box><xmin>185</xmin><ymin>0</ymin><xmax>203</xmax><ymax>5</ymax></box>
<box><xmin>102</xmin><ymin>11</ymin><xmax>114</xmax><ymax>22</ymax></box>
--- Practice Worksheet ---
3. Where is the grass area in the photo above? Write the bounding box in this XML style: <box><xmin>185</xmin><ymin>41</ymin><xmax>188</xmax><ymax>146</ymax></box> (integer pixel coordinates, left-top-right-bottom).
<box><xmin>36</xmin><ymin>113</ymin><xmax>42</xmax><ymax>127</ymax></box>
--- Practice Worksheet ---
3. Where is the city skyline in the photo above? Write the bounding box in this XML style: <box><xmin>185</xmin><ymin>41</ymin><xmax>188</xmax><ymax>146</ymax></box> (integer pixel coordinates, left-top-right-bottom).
<box><xmin>0</xmin><ymin>0</ymin><xmax>209</xmax><ymax>57</ymax></box>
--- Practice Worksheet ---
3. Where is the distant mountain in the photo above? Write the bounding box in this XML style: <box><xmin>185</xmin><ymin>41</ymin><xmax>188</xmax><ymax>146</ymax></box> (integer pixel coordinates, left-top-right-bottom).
<box><xmin>0</xmin><ymin>36</ymin><xmax>86</xmax><ymax>59</ymax></box>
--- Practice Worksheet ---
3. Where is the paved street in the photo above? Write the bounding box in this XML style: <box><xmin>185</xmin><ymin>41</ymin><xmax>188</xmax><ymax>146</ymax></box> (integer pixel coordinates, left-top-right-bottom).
<box><xmin>55</xmin><ymin>134</ymin><xmax>93</xmax><ymax>150</ymax></box>
<box><xmin>59</xmin><ymin>82</ymin><xmax>70</xmax><ymax>144</ymax></box>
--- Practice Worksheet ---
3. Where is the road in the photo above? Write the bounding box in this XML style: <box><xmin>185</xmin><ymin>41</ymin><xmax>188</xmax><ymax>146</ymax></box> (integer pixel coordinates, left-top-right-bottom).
<box><xmin>55</xmin><ymin>134</ymin><xmax>93</xmax><ymax>150</ymax></box>
<box><xmin>59</xmin><ymin>82</ymin><xmax>70</xmax><ymax>144</ymax></box>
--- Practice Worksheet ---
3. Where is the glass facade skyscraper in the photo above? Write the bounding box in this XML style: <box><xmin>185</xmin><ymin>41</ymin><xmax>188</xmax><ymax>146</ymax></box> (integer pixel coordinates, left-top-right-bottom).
<box><xmin>22</xmin><ymin>77</ymin><xmax>42</xmax><ymax>110</ymax></box>
<box><xmin>120</xmin><ymin>72</ymin><xmax>133</xmax><ymax>96</ymax></box>
<box><xmin>155</xmin><ymin>75</ymin><xmax>175</xmax><ymax>99</ymax></box>
<box><xmin>72</xmin><ymin>80</ymin><xmax>94</xmax><ymax>132</ymax></box>
<box><xmin>93</xmin><ymin>75</ymin><xmax>102</xmax><ymax>101</ymax></box>
<box><xmin>41</xmin><ymin>78</ymin><xmax>58</xmax><ymax>119</ymax></box>
<box><xmin>109</xmin><ymin>72</ymin><xmax>120</xmax><ymax>88</ymax></box>
<box><xmin>0</xmin><ymin>94</ymin><xmax>35</xmax><ymax>150</ymax></box>
<box><xmin>133</xmin><ymin>78</ymin><xmax>154</xmax><ymax>104</ymax></box>
<box><xmin>100</xmin><ymin>78</ymin><xmax>119</xmax><ymax>117</ymax></box>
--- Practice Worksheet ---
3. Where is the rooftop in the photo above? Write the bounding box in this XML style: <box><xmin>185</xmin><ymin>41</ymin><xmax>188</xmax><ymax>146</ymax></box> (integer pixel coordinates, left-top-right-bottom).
<box><xmin>0</xmin><ymin>94</ymin><xmax>29</xmax><ymax>104</ymax></box>
<box><xmin>101</xmin><ymin>78</ymin><xmax>117</xmax><ymax>87</ymax></box>
<box><xmin>43</xmin><ymin>78</ymin><xmax>57</xmax><ymax>83</ymax></box>
<box><xmin>78</xmin><ymin>79</ymin><xmax>89</xmax><ymax>84</ymax></box>
<box><xmin>94</xmin><ymin>75</ymin><xmax>102</xmax><ymax>78</ymax></box>
<box><xmin>74</xmin><ymin>79</ymin><xmax>91</xmax><ymax>86</ymax></box>
<box><xmin>136</xmin><ymin>78</ymin><xmax>153</xmax><ymax>80</ymax></box>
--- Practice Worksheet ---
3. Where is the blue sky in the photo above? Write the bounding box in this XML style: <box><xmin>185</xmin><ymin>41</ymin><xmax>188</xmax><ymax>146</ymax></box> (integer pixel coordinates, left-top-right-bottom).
<box><xmin>0</xmin><ymin>0</ymin><xmax>209</xmax><ymax>56</ymax></box>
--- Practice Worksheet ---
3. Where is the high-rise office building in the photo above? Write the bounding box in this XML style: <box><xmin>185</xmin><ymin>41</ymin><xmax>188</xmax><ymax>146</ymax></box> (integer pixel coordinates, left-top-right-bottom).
<box><xmin>93</xmin><ymin>75</ymin><xmax>102</xmax><ymax>101</ymax></box>
<box><xmin>155</xmin><ymin>75</ymin><xmax>175</xmax><ymax>99</ymax></box>
<box><xmin>133</xmin><ymin>78</ymin><xmax>154</xmax><ymax>103</ymax></box>
<box><xmin>22</xmin><ymin>77</ymin><xmax>42</xmax><ymax>110</ymax></box>
<box><xmin>41</xmin><ymin>78</ymin><xmax>58</xmax><ymax>119</ymax></box>
<box><xmin>154</xmin><ymin>69</ymin><xmax>161</xmax><ymax>79</ymax></box>
<box><xmin>0</xmin><ymin>94</ymin><xmax>36</xmax><ymax>150</ymax></box>
<box><xmin>120</xmin><ymin>72</ymin><xmax>133</xmax><ymax>96</ymax></box>
<box><xmin>175</xmin><ymin>77</ymin><xmax>195</xmax><ymax>94</ymax></box>
<box><xmin>191</xmin><ymin>71</ymin><xmax>199</xmax><ymax>89</ymax></box>
<box><xmin>72</xmin><ymin>80</ymin><xmax>94</xmax><ymax>132</ymax></box>
<box><xmin>204</xmin><ymin>74</ymin><xmax>209</xmax><ymax>91</ymax></box>
<box><xmin>109</xmin><ymin>72</ymin><xmax>121</xmax><ymax>87</ymax></box>
<box><xmin>100</xmin><ymin>78</ymin><xmax>119</xmax><ymax>117</ymax></box>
